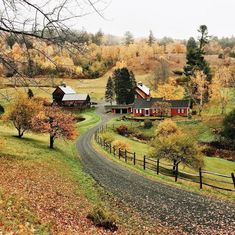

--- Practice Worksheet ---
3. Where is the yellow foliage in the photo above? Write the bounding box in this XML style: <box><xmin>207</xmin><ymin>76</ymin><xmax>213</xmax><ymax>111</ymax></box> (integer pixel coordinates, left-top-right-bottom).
<box><xmin>112</xmin><ymin>140</ymin><xmax>130</xmax><ymax>151</ymax></box>
<box><xmin>155</xmin><ymin>119</ymin><xmax>181</xmax><ymax>137</ymax></box>
<box><xmin>115</xmin><ymin>61</ymin><xmax>127</xmax><ymax>69</ymax></box>
<box><xmin>152</xmin><ymin>77</ymin><xmax>185</xmax><ymax>99</ymax></box>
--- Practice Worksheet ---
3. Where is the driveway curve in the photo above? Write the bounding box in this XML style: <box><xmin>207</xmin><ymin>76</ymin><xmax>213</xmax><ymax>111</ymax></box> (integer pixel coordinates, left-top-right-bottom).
<box><xmin>76</xmin><ymin>107</ymin><xmax>235</xmax><ymax>234</ymax></box>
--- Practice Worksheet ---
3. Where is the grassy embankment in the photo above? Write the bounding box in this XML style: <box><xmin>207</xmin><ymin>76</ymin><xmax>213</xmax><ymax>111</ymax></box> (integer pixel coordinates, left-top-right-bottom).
<box><xmin>0</xmin><ymin>107</ymin><xmax>108</xmax><ymax>233</ymax></box>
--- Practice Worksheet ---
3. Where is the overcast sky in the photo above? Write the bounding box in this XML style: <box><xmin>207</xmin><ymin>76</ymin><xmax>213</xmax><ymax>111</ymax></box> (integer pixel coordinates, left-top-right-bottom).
<box><xmin>76</xmin><ymin>0</ymin><xmax>235</xmax><ymax>39</ymax></box>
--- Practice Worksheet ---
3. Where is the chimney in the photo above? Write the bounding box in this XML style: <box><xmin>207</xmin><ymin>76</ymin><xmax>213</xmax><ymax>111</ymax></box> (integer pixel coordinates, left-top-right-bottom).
<box><xmin>138</xmin><ymin>81</ymin><xmax>143</xmax><ymax>86</ymax></box>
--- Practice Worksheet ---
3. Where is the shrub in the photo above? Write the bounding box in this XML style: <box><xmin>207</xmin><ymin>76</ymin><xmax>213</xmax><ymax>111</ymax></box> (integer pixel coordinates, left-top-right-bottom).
<box><xmin>144</xmin><ymin>119</ymin><xmax>153</xmax><ymax>129</ymax></box>
<box><xmin>112</xmin><ymin>140</ymin><xmax>130</xmax><ymax>151</ymax></box>
<box><xmin>155</xmin><ymin>119</ymin><xmax>181</xmax><ymax>137</ymax></box>
<box><xmin>100</xmin><ymin>132</ymin><xmax>115</xmax><ymax>143</ymax></box>
<box><xmin>87</xmin><ymin>207</ymin><xmax>118</xmax><ymax>232</ymax></box>
<box><xmin>116</xmin><ymin>125</ymin><xmax>129</xmax><ymax>136</ymax></box>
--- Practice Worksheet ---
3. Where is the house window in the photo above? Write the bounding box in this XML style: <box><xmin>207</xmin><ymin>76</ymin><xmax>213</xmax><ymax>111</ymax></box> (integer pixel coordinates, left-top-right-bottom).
<box><xmin>181</xmin><ymin>109</ymin><xmax>184</xmax><ymax>113</ymax></box>
<box><xmin>177</xmin><ymin>109</ymin><xmax>181</xmax><ymax>114</ymax></box>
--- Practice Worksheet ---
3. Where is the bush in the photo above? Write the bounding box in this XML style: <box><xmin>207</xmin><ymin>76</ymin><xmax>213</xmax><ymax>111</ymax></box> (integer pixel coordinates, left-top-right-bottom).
<box><xmin>87</xmin><ymin>207</ymin><xmax>118</xmax><ymax>232</ymax></box>
<box><xmin>100</xmin><ymin>132</ymin><xmax>115</xmax><ymax>143</ymax></box>
<box><xmin>112</xmin><ymin>140</ymin><xmax>130</xmax><ymax>151</ymax></box>
<box><xmin>144</xmin><ymin>119</ymin><xmax>153</xmax><ymax>129</ymax></box>
<box><xmin>116</xmin><ymin>125</ymin><xmax>130</xmax><ymax>136</ymax></box>
<box><xmin>155</xmin><ymin>119</ymin><xmax>181</xmax><ymax>137</ymax></box>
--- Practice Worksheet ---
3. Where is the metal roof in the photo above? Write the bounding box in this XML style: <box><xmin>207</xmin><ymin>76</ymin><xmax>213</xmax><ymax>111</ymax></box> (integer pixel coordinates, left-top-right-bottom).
<box><xmin>62</xmin><ymin>93</ymin><xmax>89</xmax><ymax>101</ymax></box>
<box><xmin>137</xmin><ymin>83</ymin><xmax>150</xmax><ymax>96</ymax></box>
<box><xmin>59</xmin><ymin>85</ymin><xmax>76</xmax><ymax>94</ymax></box>
<box><xmin>133</xmin><ymin>98</ymin><xmax>190</xmax><ymax>109</ymax></box>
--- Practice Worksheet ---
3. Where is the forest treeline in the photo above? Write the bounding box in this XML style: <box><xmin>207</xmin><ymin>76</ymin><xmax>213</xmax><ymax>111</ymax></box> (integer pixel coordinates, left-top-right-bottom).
<box><xmin>1</xmin><ymin>30</ymin><xmax>235</xmax><ymax>79</ymax></box>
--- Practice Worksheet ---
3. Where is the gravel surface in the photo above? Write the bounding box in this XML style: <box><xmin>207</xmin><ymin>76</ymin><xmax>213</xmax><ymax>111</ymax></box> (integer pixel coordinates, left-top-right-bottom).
<box><xmin>77</xmin><ymin>106</ymin><xmax>235</xmax><ymax>234</ymax></box>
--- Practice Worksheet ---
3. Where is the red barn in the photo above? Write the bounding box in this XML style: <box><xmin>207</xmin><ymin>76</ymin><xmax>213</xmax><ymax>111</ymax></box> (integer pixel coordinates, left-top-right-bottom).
<box><xmin>135</xmin><ymin>81</ymin><xmax>151</xmax><ymax>99</ymax></box>
<box><xmin>52</xmin><ymin>84</ymin><xmax>91</xmax><ymax>109</ymax></box>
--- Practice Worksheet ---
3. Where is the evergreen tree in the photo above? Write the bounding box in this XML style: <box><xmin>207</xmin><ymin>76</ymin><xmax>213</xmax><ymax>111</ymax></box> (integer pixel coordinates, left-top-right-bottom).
<box><xmin>184</xmin><ymin>25</ymin><xmax>212</xmax><ymax>102</ymax></box>
<box><xmin>113</xmin><ymin>68</ymin><xmax>136</xmax><ymax>104</ymax></box>
<box><xmin>105</xmin><ymin>76</ymin><xmax>114</xmax><ymax>105</ymax></box>
<box><xmin>92</xmin><ymin>29</ymin><xmax>104</xmax><ymax>45</ymax></box>
<box><xmin>148</xmin><ymin>30</ymin><xmax>155</xmax><ymax>46</ymax></box>
<box><xmin>27</xmin><ymin>88</ymin><xmax>34</xmax><ymax>99</ymax></box>
<box><xmin>124</xmin><ymin>31</ymin><xmax>134</xmax><ymax>46</ymax></box>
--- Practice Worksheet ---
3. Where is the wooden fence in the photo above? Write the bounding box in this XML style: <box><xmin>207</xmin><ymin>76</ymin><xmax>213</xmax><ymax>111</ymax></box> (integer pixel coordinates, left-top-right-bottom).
<box><xmin>94</xmin><ymin>128</ymin><xmax>235</xmax><ymax>192</ymax></box>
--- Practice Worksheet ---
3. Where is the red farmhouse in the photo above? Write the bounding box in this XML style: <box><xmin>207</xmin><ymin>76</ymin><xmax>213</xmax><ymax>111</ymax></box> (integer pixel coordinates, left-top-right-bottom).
<box><xmin>106</xmin><ymin>81</ymin><xmax>190</xmax><ymax>117</ymax></box>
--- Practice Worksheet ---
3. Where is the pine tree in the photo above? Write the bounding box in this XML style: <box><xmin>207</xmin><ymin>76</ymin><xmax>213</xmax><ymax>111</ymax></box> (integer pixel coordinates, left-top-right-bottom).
<box><xmin>148</xmin><ymin>30</ymin><xmax>155</xmax><ymax>46</ymax></box>
<box><xmin>184</xmin><ymin>25</ymin><xmax>212</xmax><ymax>102</ymax></box>
<box><xmin>113</xmin><ymin>68</ymin><xmax>136</xmax><ymax>104</ymax></box>
<box><xmin>124</xmin><ymin>31</ymin><xmax>134</xmax><ymax>46</ymax></box>
<box><xmin>105</xmin><ymin>76</ymin><xmax>114</xmax><ymax>105</ymax></box>
<box><xmin>27</xmin><ymin>88</ymin><xmax>34</xmax><ymax>99</ymax></box>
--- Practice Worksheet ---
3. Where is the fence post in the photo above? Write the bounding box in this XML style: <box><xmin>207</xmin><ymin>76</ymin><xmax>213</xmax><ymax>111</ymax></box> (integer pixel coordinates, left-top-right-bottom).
<box><xmin>232</xmin><ymin>173</ymin><xmax>235</xmax><ymax>188</ymax></box>
<box><xmin>118</xmin><ymin>148</ymin><xmax>121</xmax><ymax>159</ymax></box>
<box><xmin>113</xmin><ymin>147</ymin><xmax>116</xmax><ymax>156</ymax></box>
<box><xmin>143</xmin><ymin>156</ymin><xmax>146</xmax><ymax>170</ymax></box>
<box><xmin>109</xmin><ymin>143</ymin><xmax>112</xmax><ymax>153</ymax></box>
<box><xmin>175</xmin><ymin>164</ymin><xmax>178</xmax><ymax>182</ymax></box>
<box><xmin>125</xmin><ymin>149</ymin><xmax>127</xmax><ymax>162</ymax></box>
<box><xmin>199</xmin><ymin>168</ymin><xmax>203</xmax><ymax>189</ymax></box>
<box><xmin>133</xmin><ymin>152</ymin><xmax>136</xmax><ymax>165</ymax></box>
<box><xmin>157</xmin><ymin>159</ymin><xmax>159</xmax><ymax>175</ymax></box>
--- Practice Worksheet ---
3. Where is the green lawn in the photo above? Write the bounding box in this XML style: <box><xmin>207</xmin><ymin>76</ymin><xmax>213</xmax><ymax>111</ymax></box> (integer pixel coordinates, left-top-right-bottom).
<box><xmin>104</xmin><ymin>115</ymin><xmax>235</xmax><ymax>193</ymax></box>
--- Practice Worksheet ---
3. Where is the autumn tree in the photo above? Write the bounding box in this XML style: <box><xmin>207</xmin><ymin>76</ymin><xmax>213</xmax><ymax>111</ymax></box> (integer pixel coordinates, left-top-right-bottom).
<box><xmin>105</xmin><ymin>76</ymin><xmax>114</xmax><ymax>105</ymax></box>
<box><xmin>155</xmin><ymin>119</ymin><xmax>181</xmax><ymax>137</ymax></box>
<box><xmin>113</xmin><ymin>68</ymin><xmax>136</xmax><ymax>105</ymax></box>
<box><xmin>149</xmin><ymin>59</ymin><xmax>170</xmax><ymax>90</ymax></box>
<box><xmin>151</xmin><ymin>119</ymin><xmax>203</xmax><ymax>170</ymax></box>
<box><xmin>33</xmin><ymin>106</ymin><xmax>77</xmax><ymax>149</ymax></box>
<box><xmin>153</xmin><ymin>102</ymin><xmax>170</xmax><ymax>117</ymax></box>
<box><xmin>152</xmin><ymin>77</ymin><xmax>185</xmax><ymax>100</ymax></box>
<box><xmin>189</xmin><ymin>71</ymin><xmax>209</xmax><ymax>116</ymax></box>
<box><xmin>0</xmin><ymin>0</ymin><xmax>107</xmax><ymax>86</ymax></box>
<box><xmin>4</xmin><ymin>94</ymin><xmax>43</xmax><ymax>138</ymax></box>
<box><xmin>210</xmin><ymin>67</ymin><xmax>231</xmax><ymax>114</ymax></box>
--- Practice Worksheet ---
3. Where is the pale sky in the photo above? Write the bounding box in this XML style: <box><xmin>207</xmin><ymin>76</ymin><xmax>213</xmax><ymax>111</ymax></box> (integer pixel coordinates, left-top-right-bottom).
<box><xmin>76</xmin><ymin>0</ymin><xmax>235</xmax><ymax>39</ymax></box>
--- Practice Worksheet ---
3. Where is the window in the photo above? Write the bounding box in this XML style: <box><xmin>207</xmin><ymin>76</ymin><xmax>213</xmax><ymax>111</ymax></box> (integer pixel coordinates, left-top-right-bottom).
<box><xmin>177</xmin><ymin>109</ymin><xmax>181</xmax><ymax>114</ymax></box>
<box><xmin>181</xmin><ymin>109</ymin><xmax>184</xmax><ymax>113</ymax></box>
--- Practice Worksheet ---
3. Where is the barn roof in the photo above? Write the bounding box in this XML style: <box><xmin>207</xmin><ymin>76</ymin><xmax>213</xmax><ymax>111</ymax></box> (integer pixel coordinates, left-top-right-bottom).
<box><xmin>137</xmin><ymin>82</ymin><xmax>150</xmax><ymax>96</ymax></box>
<box><xmin>133</xmin><ymin>98</ymin><xmax>190</xmax><ymax>109</ymax></box>
<box><xmin>167</xmin><ymin>100</ymin><xmax>191</xmax><ymax>108</ymax></box>
<box><xmin>133</xmin><ymin>98</ymin><xmax>163</xmax><ymax>108</ymax></box>
<box><xmin>58</xmin><ymin>85</ymin><xmax>76</xmax><ymax>94</ymax></box>
<box><xmin>62</xmin><ymin>94</ymin><xmax>89</xmax><ymax>101</ymax></box>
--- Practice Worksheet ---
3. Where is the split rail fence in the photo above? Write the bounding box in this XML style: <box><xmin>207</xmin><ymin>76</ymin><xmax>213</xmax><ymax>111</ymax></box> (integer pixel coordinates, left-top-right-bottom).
<box><xmin>94</xmin><ymin>127</ymin><xmax>235</xmax><ymax>192</ymax></box>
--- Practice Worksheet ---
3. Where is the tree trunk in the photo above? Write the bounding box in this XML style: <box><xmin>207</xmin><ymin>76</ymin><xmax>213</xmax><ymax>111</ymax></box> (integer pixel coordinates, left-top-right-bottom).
<box><xmin>18</xmin><ymin>128</ymin><xmax>24</xmax><ymax>138</ymax></box>
<box><xmin>50</xmin><ymin>135</ymin><xmax>54</xmax><ymax>149</ymax></box>
<box><xmin>173</xmin><ymin>159</ymin><xmax>177</xmax><ymax>173</ymax></box>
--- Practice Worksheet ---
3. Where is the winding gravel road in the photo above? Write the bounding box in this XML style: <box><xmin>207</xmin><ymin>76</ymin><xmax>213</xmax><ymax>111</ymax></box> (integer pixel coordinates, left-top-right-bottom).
<box><xmin>77</xmin><ymin>106</ymin><xmax>235</xmax><ymax>234</ymax></box>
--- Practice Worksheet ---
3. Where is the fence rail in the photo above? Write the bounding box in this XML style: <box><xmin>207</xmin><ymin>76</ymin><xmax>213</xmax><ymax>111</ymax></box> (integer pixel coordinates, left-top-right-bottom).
<box><xmin>94</xmin><ymin>129</ymin><xmax>235</xmax><ymax>192</ymax></box>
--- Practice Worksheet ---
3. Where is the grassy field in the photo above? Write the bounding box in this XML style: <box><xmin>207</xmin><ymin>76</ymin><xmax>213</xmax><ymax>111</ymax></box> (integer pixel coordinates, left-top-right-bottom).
<box><xmin>0</xmin><ymin>73</ymin><xmax>150</xmax><ymax>104</ymax></box>
<box><xmin>103</xmin><ymin>114</ymin><xmax>235</xmax><ymax>194</ymax></box>
<box><xmin>0</xmin><ymin>109</ymin><xmax>110</xmax><ymax>233</ymax></box>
